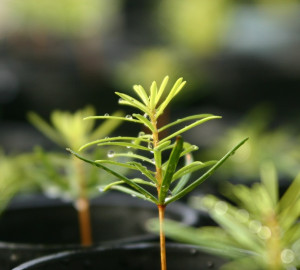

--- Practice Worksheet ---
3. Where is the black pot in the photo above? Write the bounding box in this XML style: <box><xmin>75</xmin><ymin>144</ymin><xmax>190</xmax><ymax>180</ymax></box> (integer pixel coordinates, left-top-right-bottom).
<box><xmin>0</xmin><ymin>193</ymin><xmax>198</xmax><ymax>270</ymax></box>
<box><xmin>13</xmin><ymin>243</ymin><xmax>228</xmax><ymax>270</ymax></box>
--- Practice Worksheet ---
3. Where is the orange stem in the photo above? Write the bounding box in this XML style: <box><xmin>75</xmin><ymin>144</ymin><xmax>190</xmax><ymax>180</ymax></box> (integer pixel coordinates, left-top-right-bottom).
<box><xmin>158</xmin><ymin>204</ymin><xmax>167</xmax><ymax>270</ymax></box>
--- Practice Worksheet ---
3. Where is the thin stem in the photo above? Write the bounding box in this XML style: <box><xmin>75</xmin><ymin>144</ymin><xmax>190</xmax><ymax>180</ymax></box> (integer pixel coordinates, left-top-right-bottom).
<box><xmin>76</xmin><ymin>197</ymin><xmax>92</xmax><ymax>246</ymax></box>
<box><xmin>158</xmin><ymin>204</ymin><xmax>167</xmax><ymax>270</ymax></box>
<box><xmin>73</xmin><ymin>157</ymin><xmax>92</xmax><ymax>246</ymax></box>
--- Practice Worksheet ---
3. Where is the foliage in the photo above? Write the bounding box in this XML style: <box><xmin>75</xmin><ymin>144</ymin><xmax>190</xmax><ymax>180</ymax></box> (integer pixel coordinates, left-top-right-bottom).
<box><xmin>204</xmin><ymin>107</ymin><xmax>300</xmax><ymax>182</ymax></box>
<box><xmin>151</xmin><ymin>162</ymin><xmax>300</xmax><ymax>270</ymax></box>
<box><xmin>69</xmin><ymin>76</ymin><xmax>247</xmax><ymax>206</ymax></box>
<box><xmin>0</xmin><ymin>150</ymin><xmax>37</xmax><ymax>213</ymax></box>
<box><xmin>28</xmin><ymin>106</ymin><xmax>125</xmax><ymax>200</ymax></box>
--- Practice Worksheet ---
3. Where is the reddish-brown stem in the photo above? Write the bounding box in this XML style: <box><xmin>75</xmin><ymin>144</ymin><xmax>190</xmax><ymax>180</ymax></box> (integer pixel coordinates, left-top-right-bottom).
<box><xmin>76</xmin><ymin>197</ymin><xmax>92</xmax><ymax>246</ymax></box>
<box><xmin>158</xmin><ymin>204</ymin><xmax>167</xmax><ymax>270</ymax></box>
<box><xmin>73</xmin><ymin>157</ymin><xmax>93</xmax><ymax>246</ymax></box>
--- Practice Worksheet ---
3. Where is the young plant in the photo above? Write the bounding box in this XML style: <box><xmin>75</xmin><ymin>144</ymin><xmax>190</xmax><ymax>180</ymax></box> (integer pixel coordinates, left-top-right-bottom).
<box><xmin>0</xmin><ymin>150</ymin><xmax>37</xmax><ymax>214</ymax></box>
<box><xmin>155</xmin><ymin>162</ymin><xmax>300</xmax><ymax>270</ymax></box>
<box><xmin>69</xmin><ymin>76</ymin><xmax>248</xmax><ymax>269</ymax></box>
<box><xmin>28</xmin><ymin>106</ymin><xmax>123</xmax><ymax>246</ymax></box>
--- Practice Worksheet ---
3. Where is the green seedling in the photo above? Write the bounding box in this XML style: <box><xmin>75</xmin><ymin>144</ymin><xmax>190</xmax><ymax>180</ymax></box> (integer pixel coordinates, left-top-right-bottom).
<box><xmin>68</xmin><ymin>76</ymin><xmax>247</xmax><ymax>269</ymax></box>
<box><xmin>155</xmin><ymin>162</ymin><xmax>300</xmax><ymax>270</ymax></box>
<box><xmin>28</xmin><ymin>106</ymin><xmax>123</xmax><ymax>246</ymax></box>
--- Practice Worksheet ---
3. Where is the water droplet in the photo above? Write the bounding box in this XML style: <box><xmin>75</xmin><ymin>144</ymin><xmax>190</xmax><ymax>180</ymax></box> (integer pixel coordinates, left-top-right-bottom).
<box><xmin>148</xmin><ymin>142</ymin><xmax>153</xmax><ymax>149</ymax></box>
<box><xmin>125</xmin><ymin>115</ymin><xmax>133</xmax><ymax>119</ymax></box>
<box><xmin>107</xmin><ymin>150</ymin><xmax>115</xmax><ymax>158</ymax></box>
<box><xmin>214</xmin><ymin>201</ymin><xmax>228</xmax><ymax>215</ymax></box>
<box><xmin>249</xmin><ymin>220</ymin><xmax>262</xmax><ymax>233</ymax></box>
<box><xmin>190</xmin><ymin>249</ymin><xmax>197</xmax><ymax>255</ymax></box>
<box><xmin>105</xmin><ymin>136</ymin><xmax>109</xmax><ymax>139</ymax></box>
<box><xmin>139</xmin><ymin>131</ymin><xmax>145</xmax><ymax>137</ymax></box>
<box><xmin>99</xmin><ymin>187</ymin><xmax>104</xmax><ymax>192</ymax></box>
<box><xmin>131</xmin><ymin>194</ymin><xmax>136</xmax><ymax>198</ymax></box>
<box><xmin>126</xmin><ymin>145</ymin><xmax>131</xmax><ymax>149</ymax></box>
<box><xmin>281</xmin><ymin>249</ymin><xmax>295</xmax><ymax>264</ymax></box>
<box><xmin>258</xmin><ymin>226</ymin><xmax>272</xmax><ymax>239</ymax></box>
<box><xmin>165</xmin><ymin>197</ymin><xmax>171</xmax><ymax>202</ymax></box>
<box><xmin>143</xmin><ymin>113</ymin><xmax>149</xmax><ymax>119</ymax></box>
<box><xmin>104</xmin><ymin>113</ymin><xmax>110</xmax><ymax>116</ymax></box>
<box><xmin>118</xmin><ymin>98</ymin><xmax>124</xmax><ymax>103</ymax></box>
<box><xmin>235</xmin><ymin>209</ymin><xmax>249</xmax><ymax>223</ymax></box>
<box><xmin>151</xmin><ymin>158</ymin><xmax>155</xmax><ymax>164</ymax></box>
<box><xmin>128</xmin><ymin>151</ymin><xmax>133</xmax><ymax>155</ymax></box>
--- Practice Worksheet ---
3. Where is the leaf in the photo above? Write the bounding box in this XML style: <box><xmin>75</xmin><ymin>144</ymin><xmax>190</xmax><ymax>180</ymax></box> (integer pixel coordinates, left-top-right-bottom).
<box><xmin>27</xmin><ymin>112</ymin><xmax>65</xmax><ymax>147</ymax></box>
<box><xmin>96</xmin><ymin>141</ymin><xmax>150</xmax><ymax>152</ymax></box>
<box><xmin>113</xmin><ymin>152</ymin><xmax>154</xmax><ymax>165</ymax></box>
<box><xmin>67</xmin><ymin>149</ymin><xmax>158</xmax><ymax>204</ymax></box>
<box><xmin>156</xmin><ymin>78</ymin><xmax>186</xmax><ymax>117</ymax></box>
<box><xmin>102</xmin><ymin>178</ymin><xmax>155</xmax><ymax>192</ymax></box>
<box><xmin>133</xmin><ymin>84</ymin><xmax>149</xmax><ymax>106</ymax></box>
<box><xmin>128</xmin><ymin>161</ymin><xmax>157</xmax><ymax>184</ymax></box>
<box><xmin>159</xmin><ymin>116</ymin><xmax>221</xmax><ymax>144</ymax></box>
<box><xmin>150</xmin><ymin>81</ymin><xmax>157</xmax><ymax>110</ymax></box>
<box><xmin>165</xmin><ymin>137</ymin><xmax>249</xmax><ymax>204</ymax></box>
<box><xmin>260</xmin><ymin>161</ymin><xmax>278</xmax><ymax>207</ymax></box>
<box><xmin>79</xmin><ymin>136</ymin><xmax>147</xmax><ymax>151</ymax></box>
<box><xmin>90</xmin><ymin>110</ymin><xmax>124</xmax><ymax>141</ymax></box>
<box><xmin>132</xmin><ymin>113</ymin><xmax>155</xmax><ymax>132</ymax></box>
<box><xmin>158</xmin><ymin>114</ymin><xmax>214</xmax><ymax>133</ymax></box>
<box><xmin>108</xmin><ymin>185</ymin><xmax>156</xmax><ymax>203</ymax></box>
<box><xmin>115</xmin><ymin>92</ymin><xmax>149</xmax><ymax>114</ymax></box>
<box><xmin>84</xmin><ymin>115</ymin><xmax>141</xmax><ymax>124</ymax></box>
<box><xmin>155</xmin><ymin>76</ymin><xmax>169</xmax><ymax>105</ymax></box>
<box><xmin>154</xmin><ymin>140</ymin><xmax>171</xmax><ymax>152</ymax></box>
<box><xmin>159</xmin><ymin>136</ymin><xmax>183</xmax><ymax>204</ymax></box>
<box><xmin>171</xmin><ymin>153</ymin><xmax>194</xmax><ymax>195</ymax></box>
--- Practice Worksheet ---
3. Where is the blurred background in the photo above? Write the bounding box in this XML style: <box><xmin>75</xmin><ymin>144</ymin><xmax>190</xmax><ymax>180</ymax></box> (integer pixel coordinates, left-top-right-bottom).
<box><xmin>1</xmin><ymin>0</ymin><xmax>300</xmax><ymax>183</ymax></box>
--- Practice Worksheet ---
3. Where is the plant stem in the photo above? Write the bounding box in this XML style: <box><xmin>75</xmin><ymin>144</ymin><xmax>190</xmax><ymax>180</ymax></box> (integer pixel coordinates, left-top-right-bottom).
<box><xmin>74</xmin><ymin>157</ymin><xmax>92</xmax><ymax>246</ymax></box>
<box><xmin>158</xmin><ymin>204</ymin><xmax>167</xmax><ymax>270</ymax></box>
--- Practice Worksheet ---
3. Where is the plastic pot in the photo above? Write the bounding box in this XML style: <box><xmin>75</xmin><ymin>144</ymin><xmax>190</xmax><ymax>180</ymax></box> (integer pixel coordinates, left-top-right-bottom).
<box><xmin>0</xmin><ymin>192</ymin><xmax>197</xmax><ymax>270</ymax></box>
<box><xmin>13</xmin><ymin>243</ymin><xmax>228</xmax><ymax>270</ymax></box>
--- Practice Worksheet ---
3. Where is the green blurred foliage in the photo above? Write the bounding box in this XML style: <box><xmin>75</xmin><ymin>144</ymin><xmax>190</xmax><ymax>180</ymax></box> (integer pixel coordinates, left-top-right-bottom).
<box><xmin>0</xmin><ymin>0</ymin><xmax>121</xmax><ymax>37</ymax></box>
<box><xmin>149</xmin><ymin>162</ymin><xmax>300</xmax><ymax>269</ymax></box>
<box><xmin>204</xmin><ymin>107</ymin><xmax>300</xmax><ymax>181</ymax></box>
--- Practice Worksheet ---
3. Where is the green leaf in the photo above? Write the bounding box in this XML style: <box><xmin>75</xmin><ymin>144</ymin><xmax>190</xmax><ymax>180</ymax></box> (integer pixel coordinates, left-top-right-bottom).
<box><xmin>128</xmin><ymin>161</ymin><xmax>157</xmax><ymax>184</ymax></box>
<box><xmin>96</xmin><ymin>141</ymin><xmax>150</xmax><ymax>152</ymax></box>
<box><xmin>150</xmin><ymin>81</ymin><xmax>157</xmax><ymax>110</ymax></box>
<box><xmin>67</xmin><ymin>149</ymin><xmax>158</xmax><ymax>204</ymax></box>
<box><xmin>113</xmin><ymin>152</ymin><xmax>154</xmax><ymax>165</ymax></box>
<box><xmin>159</xmin><ymin>116</ymin><xmax>221</xmax><ymax>144</ymax></box>
<box><xmin>158</xmin><ymin>114</ymin><xmax>214</xmax><ymax>133</ymax></box>
<box><xmin>260</xmin><ymin>161</ymin><xmax>278</xmax><ymax>207</ymax></box>
<box><xmin>84</xmin><ymin>115</ymin><xmax>141</xmax><ymax>124</ymax></box>
<box><xmin>115</xmin><ymin>92</ymin><xmax>149</xmax><ymax>114</ymax></box>
<box><xmin>171</xmin><ymin>153</ymin><xmax>194</xmax><ymax>195</ymax></box>
<box><xmin>102</xmin><ymin>178</ymin><xmax>155</xmax><ymax>192</ymax></box>
<box><xmin>155</xmin><ymin>76</ymin><xmax>169</xmax><ymax>105</ymax></box>
<box><xmin>156</xmin><ymin>78</ymin><xmax>186</xmax><ymax>117</ymax></box>
<box><xmin>159</xmin><ymin>136</ymin><xmax>183</xmax><ymax>204</ymax></box>
<box><xmin>79</xmin><ymin>136</ymin><xmax>147</xmax><ymax>151</ymax></box>
<box><xmin>165</xmin><ymin>137</ymin><xmax>249</xmax><ymax>205</ymax></box>
<box><xmin>154</xmin><ymin>140</ymin><xmax>171</xmax><ymax>152</ymax></box>
<box><xmin>27</xmin><ymin>112</ymin><xmax>65</xmax><ymax>147</ymax></box>
<box><xmin>108</xmin><ymin>185</ymin><xmax>156</xmax><ymax>203</ymax></box>
<box><xmin>90</xmin><ymin>110</ymin><xmax>124</xmax><ymax>141</ymax></box>
<box><xmin>133</xmin><ymin>84</ymin><xmax>149</xmax><ymax>106</ymax></box>
<box><xmin>132</xmin><ymin>113</ymin><xmax>155</xmax><ymax>132</ymax></box>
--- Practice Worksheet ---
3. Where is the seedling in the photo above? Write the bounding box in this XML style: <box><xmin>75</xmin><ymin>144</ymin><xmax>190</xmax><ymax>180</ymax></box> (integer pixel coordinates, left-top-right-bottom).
<box><xmin>28</xmin><ymin>106</ymin><xmax>123</xmax><ymax>246</ymax></box>
<box><xmin>69</xmin><ymin>76</ymin><xmax>247</xmax><ymax>269</ymax></box>
<box><xmin>157</xmin><ymin>162</ymin><xmax>300</xmax><ymax>270</ymax></box>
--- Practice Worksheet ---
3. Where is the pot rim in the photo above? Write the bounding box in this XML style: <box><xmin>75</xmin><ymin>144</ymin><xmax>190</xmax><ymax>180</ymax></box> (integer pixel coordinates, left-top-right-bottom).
<box><xmin>12</xmin><ymin>242</ymin><xmax>230</xmax><ymax>270</ymax></box>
